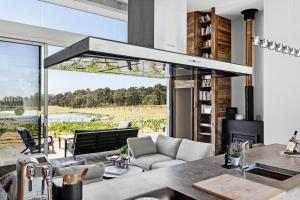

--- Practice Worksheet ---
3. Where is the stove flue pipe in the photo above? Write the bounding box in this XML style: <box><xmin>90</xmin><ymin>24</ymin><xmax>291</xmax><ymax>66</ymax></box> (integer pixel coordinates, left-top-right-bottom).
<box><xmin>241</xmin><ymin>9</ymin><xmax>258</xmax><ymax>121</ymax></box>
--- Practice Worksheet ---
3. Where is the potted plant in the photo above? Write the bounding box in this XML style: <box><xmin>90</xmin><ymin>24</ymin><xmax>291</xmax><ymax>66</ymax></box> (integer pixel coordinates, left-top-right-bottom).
<box><xmin>118</xmin><ymin>144</ymin><xmax>128</xmax><ymax>158</ymax></box>
<box><xmin>229</xmin><ymin>142</ymin><xmax>242</xmax><ymax>166</ymax></box>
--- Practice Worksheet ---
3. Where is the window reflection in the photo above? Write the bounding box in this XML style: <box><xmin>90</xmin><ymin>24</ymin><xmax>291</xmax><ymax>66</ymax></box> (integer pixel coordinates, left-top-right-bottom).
<box><xmin>0</xmin><ymin>41</ymin><xmax>41</xmax><ymax>164</ymax></box>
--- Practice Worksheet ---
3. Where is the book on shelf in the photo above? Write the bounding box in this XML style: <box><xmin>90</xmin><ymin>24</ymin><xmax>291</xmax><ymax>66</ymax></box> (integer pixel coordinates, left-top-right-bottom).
<box><xmin>201</xmin><ymin>39</ymin><xmax>212</xmax><ymax>48</ymax></box>
<box><xmin>199</xmin><ymin>91</ymin><xmax>212</xmax><ymax>101</ymax></box>
<box><xmin>201</xmin><ymin>104</ymin><xmax>212</xmax><ymax>114</ymax></box>
<box><xmin>201</xmin><ymin>79</ymin><xmax>212</xmax><ymax>87</ymax></box>
<box><xmin>200</xmin><ymin>25</ymin><xmax>212</xmax><ymax>35</ymax></box>
<box><xmin>202</xmin><ymin>75</ymin><xmax>211</xmax><ymax>80</ymax></box>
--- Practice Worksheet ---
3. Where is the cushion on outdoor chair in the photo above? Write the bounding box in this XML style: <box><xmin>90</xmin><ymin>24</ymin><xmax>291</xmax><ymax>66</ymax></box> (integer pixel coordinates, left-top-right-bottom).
<box><xmin>130</xmin><ymin>153</ymin><xmax>173</xmax><ymax>170</ymax></box>
<box><xmin>155</xmin><ymin>134</ymin><xmax>182</xmax><ymax>158</ymax></box>
<box><xmin>176</xmin><ymin>139</ymin><xmax>214</xmax><ymax>161</ymax></box>
<box><xmin>54</xmin><ymin>164</ymin><xmax>105</xmax><ymax>184</ymax></box>
<box><xmin>151</xmin><ymin>159</ymin><xmax>186</xmax><ymax>170</ymax></box>
<box><xmin>127</xmin><ymin>136</ymin><xmax>157</xmax><ymax>158</ymax></box>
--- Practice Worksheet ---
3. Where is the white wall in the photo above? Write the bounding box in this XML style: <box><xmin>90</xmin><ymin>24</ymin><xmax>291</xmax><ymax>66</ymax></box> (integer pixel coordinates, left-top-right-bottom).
<box><xmin>231</xmin><ymin>11</ymin><xmax>264</xmax><ymax>119</ymax></box>
<box><xmin>231</xmin><ymin>17</ymin><xmax>245</xmax><ymax>117</ymax></box>
<box><xmin>264</xmin><ymin>0</ymin><xmax>300</xmax><ymax>144</ymax></box>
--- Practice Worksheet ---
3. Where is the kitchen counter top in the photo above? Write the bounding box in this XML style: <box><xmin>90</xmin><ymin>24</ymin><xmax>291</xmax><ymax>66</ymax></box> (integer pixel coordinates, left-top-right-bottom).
<box><xmin>83</xmin><ymin>144</ymin><xmax>300</xmax><ymax>200</ymax></box>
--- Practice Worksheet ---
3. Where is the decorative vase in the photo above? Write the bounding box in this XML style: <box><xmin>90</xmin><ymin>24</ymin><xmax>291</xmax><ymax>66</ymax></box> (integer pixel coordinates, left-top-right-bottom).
<box><xmin>230</xmin><ymin>157</ymin><xmax>240</xmax><ymax>166</ymax></box>
<box><xmin>235</xmin><ymin>114</ymin><xmax>244</xmax><ymax>120</ymax></box>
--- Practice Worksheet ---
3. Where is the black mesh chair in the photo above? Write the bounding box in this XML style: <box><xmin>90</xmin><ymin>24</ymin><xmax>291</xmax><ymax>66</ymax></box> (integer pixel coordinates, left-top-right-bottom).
<box><xmin>17</xmin><ymin>128</ymin><xmax>55</xmax><ymax>154</ymax></box>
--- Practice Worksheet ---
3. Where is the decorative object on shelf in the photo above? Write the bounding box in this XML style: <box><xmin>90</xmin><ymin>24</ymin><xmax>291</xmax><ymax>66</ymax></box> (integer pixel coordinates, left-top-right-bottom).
<box><xmin>252</xmin><ymin>36</ymin><xmax>300</xmax><ymax>57</ymax></box>
<box><xmin>255</xmin><ymin>114</ymin><xmax>262</xmax><ymax>121</ymax></box>
<box><xmin>200</xmin><ymin>14</ymin><xmax>211</xmax><ymax>23</ymax></box>
<box><xmin>235</xmin><ymin>114</ymin><xmax>244</xmax><ymax>120</ymax></box>
<box><xmin>229</xmin><ymin>142</ymin><xmax>242</xmax><ymax>166</ymax></box>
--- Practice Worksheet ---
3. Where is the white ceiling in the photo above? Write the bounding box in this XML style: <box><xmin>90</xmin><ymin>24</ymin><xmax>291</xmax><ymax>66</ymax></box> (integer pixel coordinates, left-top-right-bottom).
<box><xmin>187</xmin><ymin>0</ymin><xmax>264</xmax><ymax>19</ymax></box>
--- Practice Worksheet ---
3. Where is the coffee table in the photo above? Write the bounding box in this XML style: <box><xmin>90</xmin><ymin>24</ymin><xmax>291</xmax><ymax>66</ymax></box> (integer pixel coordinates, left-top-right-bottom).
<box><xmin>104</xmin><ymin>165</ymin><xmax>144</xmax><ymax>179</ymax></box>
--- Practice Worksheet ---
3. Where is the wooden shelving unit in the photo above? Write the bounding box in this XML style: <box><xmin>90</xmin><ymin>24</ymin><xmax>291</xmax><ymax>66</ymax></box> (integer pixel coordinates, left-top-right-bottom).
<box><xmin>188</xmin><ymin>8</ymin><xmax>232</xmax><ymax>155</ymax></box>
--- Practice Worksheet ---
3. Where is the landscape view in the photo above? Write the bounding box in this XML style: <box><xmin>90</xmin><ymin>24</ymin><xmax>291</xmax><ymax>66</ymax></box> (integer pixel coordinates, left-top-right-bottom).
<box><xmin>48</xmin><ymin>84</ymin><xmax>168</xmax><ymax>138</ymax></box>
<box><xmin>0</xmin><ymin>82</ymin><xmax>167</xmax><ymax>147</ymax></box>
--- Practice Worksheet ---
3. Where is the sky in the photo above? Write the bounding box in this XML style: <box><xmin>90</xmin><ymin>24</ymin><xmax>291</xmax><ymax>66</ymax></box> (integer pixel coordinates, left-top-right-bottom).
<box><xmin>0</xmin><ymin>0</ymin><xmax>166</xmax><ymax>96</ymax></box>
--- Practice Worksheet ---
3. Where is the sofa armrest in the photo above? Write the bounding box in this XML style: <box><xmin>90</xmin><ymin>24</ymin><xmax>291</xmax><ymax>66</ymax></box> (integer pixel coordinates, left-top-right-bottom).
<box><xmin>176</xmin><ymin>139</ymin><xmax>214</xmax><ymax>161</ymax></box>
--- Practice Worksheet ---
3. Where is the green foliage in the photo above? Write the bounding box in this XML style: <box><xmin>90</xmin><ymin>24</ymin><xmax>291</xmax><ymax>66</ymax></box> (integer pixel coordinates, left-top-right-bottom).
<box><xmin>0</xmin><ymin>121</ymin><xmax>39</xmax><ymax>135</ymax></box>
<box><xmin>131</xmin><ymin>118</ymin><xmax>167</xmax><ymax>132</ymax></box>
<box><xmin>118</xmin><ymin>144</ymin><xmax>128</xmax><ymax>155</ymax></box>
<box><xmin>48</xmin><ymin>84</ymin><xmax>167</xmax><ymax>108</ymax></box>
<box><xmin>48</xmin><ymin>118</ymin><xmax>167</xmax><ymax>136</ymax></box>
<box><xmin>48</xmin><ymin>121</ymin><xmax>117</xmax><ymax>134</ymax></box>
<box><xmin>229</xmin><ymin>142</ymin><xmax>242</xmax><ymax>158</ymax></box>
<box><xmin>15</xmin><ymin>107</ymin><xmax>25</xmax><ymax>116</ymax></box>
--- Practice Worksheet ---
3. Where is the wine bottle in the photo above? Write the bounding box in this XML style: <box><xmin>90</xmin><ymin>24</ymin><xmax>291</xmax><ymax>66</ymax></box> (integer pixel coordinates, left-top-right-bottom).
<box><xmin>286</xmin><ymin>130</ymin><xmax>298</xmax><ymax>152</ymax></box>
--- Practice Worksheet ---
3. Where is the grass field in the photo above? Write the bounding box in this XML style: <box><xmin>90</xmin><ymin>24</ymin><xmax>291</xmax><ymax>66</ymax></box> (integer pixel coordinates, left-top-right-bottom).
<box><xmin>48</xmin><ymin>105</ymin><xmax>168</xmax><ymax>135</ymax></box>
<box><xmin>49</xmin><ymin>105</ymin><xmax>167</xmax><ymax>122</ymax></box>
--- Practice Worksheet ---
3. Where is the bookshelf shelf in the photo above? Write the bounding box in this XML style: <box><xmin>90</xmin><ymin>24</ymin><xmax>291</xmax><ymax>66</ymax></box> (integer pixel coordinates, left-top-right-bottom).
<box><xmin>200</xmin><ymin>132</ymin><xmax>212</xmax><ymax>136</ymax></box>
<box><xmin>187</xmin><ymin>8</ymin><xmax>232</xmax><ymax>155</ymax></box>
<box><xmin>200</xmin><ymin>123</ymin><xmax>212</xmax><ymax>128</ymax></box>
<box><xmin>201</xmin><ymin>46</ymin><xmax>211</xmax><ymax>50</ymax></box>
<box><xmin>200</xmin><ymin>20</ymin><xmax>211</xmax><ymax>25</ymax></box>
<box><xmin>200</xmin><ymin>33</ymin><xmax>211</xmax><ymax>37</ymax></box>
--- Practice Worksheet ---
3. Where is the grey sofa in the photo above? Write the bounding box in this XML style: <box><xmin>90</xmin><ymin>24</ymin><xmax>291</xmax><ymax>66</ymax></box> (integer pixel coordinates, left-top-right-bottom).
<box><xmin>127</xmin><ymin>134</ymin><xmax>214</xmax><ymax>170</ymax></box>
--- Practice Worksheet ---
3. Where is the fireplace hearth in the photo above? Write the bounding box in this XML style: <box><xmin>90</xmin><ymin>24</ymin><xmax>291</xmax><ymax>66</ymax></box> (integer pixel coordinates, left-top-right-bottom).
<box><xmin>222</xmin><ymin>120</ymin><xmax>264</xmax><ymax>152</ymax></box>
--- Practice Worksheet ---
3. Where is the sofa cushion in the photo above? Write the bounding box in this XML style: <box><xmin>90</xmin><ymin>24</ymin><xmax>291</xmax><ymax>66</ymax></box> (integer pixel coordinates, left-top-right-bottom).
<box><xmin>176</xmin><ymin>139</ymin><xmax>214</xmax><ymax>161</ymax></box>
<box><xmin>151</xmin><ymin>159</ymin><xmax>186</xmax><ymax>169</ymax></box>
<box><xmin>155</xmin><ymin>135</ymin><xmax>182</xmax><ymax>158</ymax></box>
<box><xmin>131</xmin><ymin>153</ymin><xmax>173</xmax><ymax>170</ymax></box>
<box><xmin>127</xmin><ymin>136</ymin><xmax>157</xmax><ymax>158</ymax></box>
<box><xmin>54</xmin><ymin>164</ymin><xmax>105</xmax><ymax>184</ymax></box>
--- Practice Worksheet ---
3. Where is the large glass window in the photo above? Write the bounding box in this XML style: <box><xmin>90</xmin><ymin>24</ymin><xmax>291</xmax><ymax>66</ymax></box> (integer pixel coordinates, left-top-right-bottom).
<box><xmin>0</xmin><ymin>40</ymin><xmax>41</xmax><ymax>166</ymax></box>
<box><xmin>0</xmin><ymin>0</ymin><xmax>127</xmax><ymax>42</ymax></box>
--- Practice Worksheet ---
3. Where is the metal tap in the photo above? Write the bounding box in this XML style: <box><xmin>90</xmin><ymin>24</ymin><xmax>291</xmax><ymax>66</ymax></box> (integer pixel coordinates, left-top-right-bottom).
<box><xmin>42</xmin><ymin>165</ymin><xmax>52</xmax><ymax>200</ymax></box>
<box><xmin>240</xmin><ymin>141</ymin><xmax>250</xmax><ymax>178</ymax></box>
<box><xmin>25</xmin><ymin>163</ymin><xmax>36</xmax><ymax>192</ymax></box>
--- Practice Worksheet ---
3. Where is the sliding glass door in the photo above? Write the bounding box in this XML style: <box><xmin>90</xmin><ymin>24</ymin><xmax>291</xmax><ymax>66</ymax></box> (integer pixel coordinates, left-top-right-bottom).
<box><xmin>0</xmin><ymin>40</ymin><xmax>41</xmax><ymax>166</ymax></box>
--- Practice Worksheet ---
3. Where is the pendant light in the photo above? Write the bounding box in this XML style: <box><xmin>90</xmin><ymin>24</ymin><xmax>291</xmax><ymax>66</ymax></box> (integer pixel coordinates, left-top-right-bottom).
<box><xmin>252</xmin><ymin>35</ymin><xmax>299</xmax><ymax>57</ymax></box>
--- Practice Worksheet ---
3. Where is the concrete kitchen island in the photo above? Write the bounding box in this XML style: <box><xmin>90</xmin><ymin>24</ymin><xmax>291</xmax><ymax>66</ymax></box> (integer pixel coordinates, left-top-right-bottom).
<box><xmin>83</xmin><ymin>144</ymin><xmax>300</xmax><ymax>200</ymax></box>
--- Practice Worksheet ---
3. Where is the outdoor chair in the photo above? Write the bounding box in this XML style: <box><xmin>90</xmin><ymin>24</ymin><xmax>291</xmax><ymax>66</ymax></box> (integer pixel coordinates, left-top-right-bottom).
<box><xmin>17</xmin><ymin>128</ymin><xmax>55</xmax><ymax>154</ymax></box>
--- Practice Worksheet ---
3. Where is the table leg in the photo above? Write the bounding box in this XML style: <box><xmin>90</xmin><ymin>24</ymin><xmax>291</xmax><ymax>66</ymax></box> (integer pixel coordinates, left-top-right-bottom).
<box><xmin>59</xmin><ymin>137</ymin><xmax>61</xmax><ymax>149</ymax></box>
<box><xmin>64</xmin><ymin>139</ymin><xmax>67</xmax><ymax>157</ymax></box>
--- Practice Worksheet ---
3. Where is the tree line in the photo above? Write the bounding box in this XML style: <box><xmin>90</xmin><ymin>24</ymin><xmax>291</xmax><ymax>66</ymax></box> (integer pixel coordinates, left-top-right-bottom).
<box><xmin>49</xmin><ymin>84</ymin><xmax>167</xmax><ymax>108</ymax></box>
